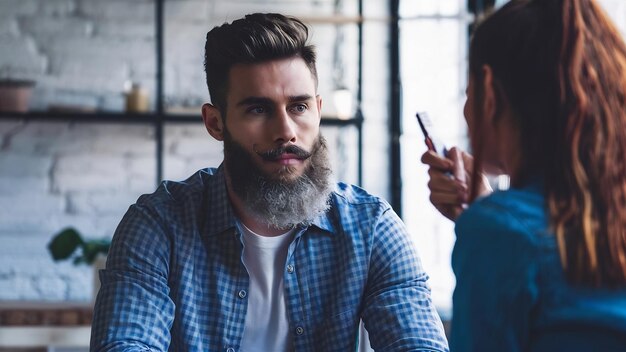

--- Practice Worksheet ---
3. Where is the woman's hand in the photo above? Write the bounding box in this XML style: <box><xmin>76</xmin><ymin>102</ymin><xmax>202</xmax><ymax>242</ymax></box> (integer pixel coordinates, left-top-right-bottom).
<box><xmin>420</xmin><ymin>147</ymin><xmax>492</xmax><ymax>221</ymax></box>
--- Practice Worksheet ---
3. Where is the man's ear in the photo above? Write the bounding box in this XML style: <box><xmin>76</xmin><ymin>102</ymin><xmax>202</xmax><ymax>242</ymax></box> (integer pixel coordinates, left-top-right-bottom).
<box><xmin>316</xmin><ymin>95</ymin><xmax>323</xmax><ymax>120</ymax></box>
<box><xmin>202</xmin><ymin>103</ymin><xmax>224</xmax><ymax>141</ymax></box>
<box><xmin>481</xmin><ymin>65</ymin><xmax>497</xmax><ymax>125</ymax></box>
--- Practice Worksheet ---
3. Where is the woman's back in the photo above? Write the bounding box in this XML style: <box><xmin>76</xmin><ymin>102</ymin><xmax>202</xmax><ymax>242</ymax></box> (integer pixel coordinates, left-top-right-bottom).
<box><xmin>420</xmin><ymin>0</ymin><xmax>626</xmax><ymax>349</ymax></box>
<box><xmin>452</xmin><ymin>184</ymin><xmax>626</xmax><ymax>351</ymax></box>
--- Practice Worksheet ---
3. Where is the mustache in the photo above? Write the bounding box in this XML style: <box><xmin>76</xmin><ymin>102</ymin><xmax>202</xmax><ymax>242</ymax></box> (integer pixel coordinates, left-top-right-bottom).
<box><xmin>256</xmin><ymin>144</ymin><xmax>312</xmax><ymax>161</ymax></box>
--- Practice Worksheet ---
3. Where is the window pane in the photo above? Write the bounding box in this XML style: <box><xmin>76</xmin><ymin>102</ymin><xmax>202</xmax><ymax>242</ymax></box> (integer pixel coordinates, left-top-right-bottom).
<box><xmin>400</xmin><ymin>0</ymin><xmax>463</xmax><ymax>17</ymax></box>
<box><xmin>399</xmin><ymin>2</ymin><xmax>469</xmax><ymax>319</ymax></box>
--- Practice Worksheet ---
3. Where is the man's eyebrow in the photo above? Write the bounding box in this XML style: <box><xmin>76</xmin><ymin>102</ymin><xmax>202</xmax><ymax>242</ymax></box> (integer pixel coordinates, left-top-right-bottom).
<box><xmin>236</xmin><ymin>95</ymin><xmax>314</xmax><ymax>107</ymax></box>
<box><xmin>236</xmin><ymin>97</ymin><xmax>273</xmax><ymax>107</ymax></box>
<box><xmin>288</xmin><ymin>94</ymin><xmax>314</xmax><ymax>102</ymax></box>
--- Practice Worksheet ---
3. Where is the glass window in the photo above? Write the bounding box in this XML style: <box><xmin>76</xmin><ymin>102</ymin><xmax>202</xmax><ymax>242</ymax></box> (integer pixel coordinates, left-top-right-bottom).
<box><xmin>399</xmin><ymin>0</ymin><xmax>469</xmax><ymax>319</ymax></box>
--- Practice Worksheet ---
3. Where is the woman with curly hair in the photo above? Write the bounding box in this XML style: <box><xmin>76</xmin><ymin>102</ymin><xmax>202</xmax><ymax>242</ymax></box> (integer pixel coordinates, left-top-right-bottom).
<box><xmin>422</xmin><ymin>0</ymin><xmax>626</xmax><ymax>350</ymax></box>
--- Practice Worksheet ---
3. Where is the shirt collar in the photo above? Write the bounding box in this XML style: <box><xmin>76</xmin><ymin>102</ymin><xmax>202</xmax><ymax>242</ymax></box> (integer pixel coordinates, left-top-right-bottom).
<box><xmin>308</xmin><ymin>207</ymin><xmax>338</xmax><ymax>235</ymax></box>
<box><xmin>204</xmin><ymin>164</ymin><xmax>238</xmax><ymax>237</ymax></box>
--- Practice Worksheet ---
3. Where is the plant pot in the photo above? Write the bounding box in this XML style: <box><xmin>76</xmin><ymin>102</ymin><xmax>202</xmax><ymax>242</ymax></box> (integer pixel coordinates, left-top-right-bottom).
<box><xmin>0</xmin><ymin>80</ymin><xmax>35</xmax><ymax>112</ymax></box>
<box><xmin>92</xmin><ymin>254</ymin><xmax>107</xmax><ymax>303</ymax></box>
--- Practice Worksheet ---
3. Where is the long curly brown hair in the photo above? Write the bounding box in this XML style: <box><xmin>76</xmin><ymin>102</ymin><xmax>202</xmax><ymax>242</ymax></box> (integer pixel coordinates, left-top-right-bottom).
<box><xmin>469</xmin><ymin>0</ymin><xmax>626</xmax><ymax>286</ymax></box>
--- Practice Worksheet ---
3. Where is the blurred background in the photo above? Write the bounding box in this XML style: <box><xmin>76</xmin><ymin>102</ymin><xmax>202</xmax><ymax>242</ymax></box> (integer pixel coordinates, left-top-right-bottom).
<box><xmin>0</xmin><ymin>0</ymin><xmax>624</xmax><ymax>349</ymax></box>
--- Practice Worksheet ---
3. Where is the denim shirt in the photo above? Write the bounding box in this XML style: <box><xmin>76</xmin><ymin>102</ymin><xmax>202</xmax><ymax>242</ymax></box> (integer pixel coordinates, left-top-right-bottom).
<box><xmin>452</xmin><ymin>183</ymin><xmax>626</xmax><ymax>352</ymax></box>
<box><xmin>90</xmin><ymin>166</ymin><xmax>448</xmax><ymax>352</ymax></box>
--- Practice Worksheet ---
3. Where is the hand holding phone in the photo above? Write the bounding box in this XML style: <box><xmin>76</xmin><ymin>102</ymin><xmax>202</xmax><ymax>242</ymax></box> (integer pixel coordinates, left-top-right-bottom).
<box><xmin>415</xmin><ymin>112</ymin><xmax>447</xmax><ymax>157</ymax></box>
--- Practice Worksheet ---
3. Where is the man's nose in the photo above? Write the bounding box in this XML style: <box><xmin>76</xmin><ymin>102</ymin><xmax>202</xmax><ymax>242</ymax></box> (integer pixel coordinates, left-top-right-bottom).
<box><xmin>272</xmin><ymin>110</ymin><xmax>297</xmax><ymax>144</ymax></box>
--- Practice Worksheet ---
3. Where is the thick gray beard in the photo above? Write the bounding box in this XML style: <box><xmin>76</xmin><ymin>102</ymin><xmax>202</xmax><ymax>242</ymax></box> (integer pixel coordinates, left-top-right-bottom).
<box><xmin>223</xmin><ymin>133</ymin><xmax>333</xmax><ymax>230</ymax></box>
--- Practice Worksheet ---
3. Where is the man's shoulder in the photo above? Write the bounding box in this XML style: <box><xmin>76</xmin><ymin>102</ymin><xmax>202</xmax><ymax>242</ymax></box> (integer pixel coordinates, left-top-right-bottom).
<box><xmin>328</xmin><ymin>182</ymin><xmax>393</xmax><ymax>221</ymax></box>
<box><xmin>135</xmin><ymin>167</ymin><xmax>220</xmax><ymax>211</ymax></box>
<box><xmin>331</xmin><ymin>182</ymin><xmax>388</xmax><ymax>207</ymax></box>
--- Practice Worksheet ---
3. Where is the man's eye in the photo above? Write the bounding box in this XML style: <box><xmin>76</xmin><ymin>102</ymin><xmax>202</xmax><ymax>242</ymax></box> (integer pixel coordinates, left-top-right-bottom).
<box><xmin>292</xmin><ymin>104</ymin><xmax>307</xmax><ymax>113</ymax></box>
<box><xmin>249</xmin><ymin>106</ymin><xmax>266</xmax><ymax>114</ymax></box>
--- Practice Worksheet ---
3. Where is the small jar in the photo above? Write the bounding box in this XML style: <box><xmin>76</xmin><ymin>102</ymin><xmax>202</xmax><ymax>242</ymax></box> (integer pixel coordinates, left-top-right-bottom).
<box><xmin>125</xmin><ymin>83</ymin><xmax>149</xmax><ymax>112</ymax></box>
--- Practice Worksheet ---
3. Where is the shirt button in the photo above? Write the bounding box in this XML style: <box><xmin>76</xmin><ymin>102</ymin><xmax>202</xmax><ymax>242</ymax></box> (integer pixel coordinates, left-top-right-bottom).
<box><xmin>238</xmin><ymin>289</ymin><xmax>247</xmax><ymax>299</ymax></box>
<box><xmin>296</xmin><ymin>326</ymin><xmax>304</xmax><ymax>335</ymax></box>
<box><xmin>226</xmin><ymin>348</ymin><xmax>235</xmax><ymax>352</ymax></box>
<box><xmin>287</xmin><ymin>264</ymin><xmax>294</xmax><ymax>273</ymax></box>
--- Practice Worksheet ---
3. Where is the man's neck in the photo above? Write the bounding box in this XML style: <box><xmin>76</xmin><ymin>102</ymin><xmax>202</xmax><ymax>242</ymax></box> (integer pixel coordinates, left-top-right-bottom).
<box><xmin>224</xmin><ymin>177</ymin><xmax>290</xmax><ymax>237</ymax></box>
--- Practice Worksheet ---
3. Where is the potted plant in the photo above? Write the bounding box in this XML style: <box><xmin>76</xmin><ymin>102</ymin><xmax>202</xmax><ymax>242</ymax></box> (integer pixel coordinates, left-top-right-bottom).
<box><xmin>0</xmin><ymin>78</ymin><xmax>35</xmax><ymax>113</ymax></box>
<box><xmin>48</xmin><ymin>227</ymin><xmax>110</xmax><ymax>265</ymax></box>
<box><xmin>48</xmin><ymin>227</ymin><xmax>111</xmax><ymax>301</ymax></box>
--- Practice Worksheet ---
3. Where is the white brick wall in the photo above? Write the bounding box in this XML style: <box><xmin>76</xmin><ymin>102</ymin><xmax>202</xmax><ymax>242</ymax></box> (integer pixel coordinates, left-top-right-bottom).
<box><xmin>0</xmin><ymin>0</ymin><xmax>384</xmax><ymax>302</ymax></box>
<box><xmin>0</xmin><ymin>120</ymin><xmax>164</xmax><ymax>300</ymax></box>
<box><xmin>19</xmin><ymin>17</ymin><xmax>93</xmax><ymax>38</ymax></box>
<box><xmin>0</xmin><ymin>36</ymin><xmax>47</xmax><ymax>76</ymax></box>
<box><xmin>39</xmin><ymin>0</ymin><xmax>78</xmax><ymax>17</ymax></box>
<box><xmin>0</xmin><ymin>0</ymin><xmax>39</xmax><ymax>17</ymax></box>
<box><xmin>79</xmin><ymin>1</ymin><xmax>156</xmax><ymax>21</ymax></box>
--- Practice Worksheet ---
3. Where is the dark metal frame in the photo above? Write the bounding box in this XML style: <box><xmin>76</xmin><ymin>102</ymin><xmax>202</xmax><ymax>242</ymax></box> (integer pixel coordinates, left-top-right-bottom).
<box><xmin>356</xmin><ymin>0</ymin><xmax>364</xmax><ymax>187</ymax></box>
<box><xmin>389</xmin><ymin>0</ymin><xmax>402</xmax><ymax>215</ymax></box>
<box><xmin>155</xmin><ymin>0</ymin><xmax>165</xmax><ymax>183</ymax></box>
<box><xmin>0</xmin><ymin>112</ymin><xmax>363</xmax><ymax>126</ymax></box>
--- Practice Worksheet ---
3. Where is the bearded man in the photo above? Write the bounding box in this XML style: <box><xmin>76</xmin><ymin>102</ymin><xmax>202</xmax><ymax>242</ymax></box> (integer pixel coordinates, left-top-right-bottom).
<box><xmin>91</xmin><ymin>13</ymin><xmax>448</xmax><ymax>352</ymax></box>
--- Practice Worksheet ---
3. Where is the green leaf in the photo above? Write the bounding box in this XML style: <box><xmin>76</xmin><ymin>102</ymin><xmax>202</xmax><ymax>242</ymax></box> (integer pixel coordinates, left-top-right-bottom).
<box><xmin>82</xmin><ymin>240</ymin><xmax>110</xmax><ymax>265</ymax></box>
<box><xmin>48</xmin><ymin>228</ymin><xmax>84</xmax><ymax>261</ymax></box>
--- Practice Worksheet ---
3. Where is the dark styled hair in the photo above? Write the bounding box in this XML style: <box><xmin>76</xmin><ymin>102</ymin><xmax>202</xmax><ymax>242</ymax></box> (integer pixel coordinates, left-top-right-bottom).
<box><xmin>469</xmin><ymin>0</ymin><xmax>626</xmax><ymax>286</ymax></box>
<box><xmin>204</xmin><ymin>13</ymin><xmax>318</xmax><ymax>113</ymax></box>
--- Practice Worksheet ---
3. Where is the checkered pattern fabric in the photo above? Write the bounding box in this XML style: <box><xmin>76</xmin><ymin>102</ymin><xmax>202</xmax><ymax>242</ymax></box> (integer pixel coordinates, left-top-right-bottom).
<box><xmin>90</xmin><ymin>166</ymin><xmax>448</xmax><ymax>352</ymax></box>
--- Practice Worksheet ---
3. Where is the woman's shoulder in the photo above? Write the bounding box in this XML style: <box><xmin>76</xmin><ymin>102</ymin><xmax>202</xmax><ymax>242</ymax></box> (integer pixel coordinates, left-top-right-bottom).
<box><xmin>478</xmin><ymin>183</ymin><xmax>544</xmax><ymax>213</ymax></box>
<box><xmin>456</xmin><ymin>183</ymin><xmax>550</xmax><ymax>245</ymax></box>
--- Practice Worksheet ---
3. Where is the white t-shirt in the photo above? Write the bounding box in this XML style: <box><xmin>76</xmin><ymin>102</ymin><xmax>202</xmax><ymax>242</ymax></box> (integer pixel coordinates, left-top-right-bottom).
<box><xmin>238</xmin><ymin>222</ymin><xmax>296</xmax><ymax>352</ymax></box>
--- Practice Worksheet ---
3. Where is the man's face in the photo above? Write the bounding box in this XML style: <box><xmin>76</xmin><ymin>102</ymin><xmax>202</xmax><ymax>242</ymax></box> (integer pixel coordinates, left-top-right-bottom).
<box><xmin>213</xmin><ymin>56</ymin><xmax>331</xmax><ymax>229</ymax></box>
<box><xmin>222</xmin><ymin>57</ymin><xmax>322</xmax><ymax>181</ymax></box>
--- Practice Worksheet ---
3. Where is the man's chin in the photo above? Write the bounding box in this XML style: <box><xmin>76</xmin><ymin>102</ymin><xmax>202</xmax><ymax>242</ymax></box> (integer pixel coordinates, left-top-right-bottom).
<box><xmin>271</xmin><ymin>165</ymin><xmax>304</xmax><ymax>182</ymax></box>
<box><xmin>259</xmin><ymin>161</ymin><xmax>307</xmax><ymax>181</ymax></box>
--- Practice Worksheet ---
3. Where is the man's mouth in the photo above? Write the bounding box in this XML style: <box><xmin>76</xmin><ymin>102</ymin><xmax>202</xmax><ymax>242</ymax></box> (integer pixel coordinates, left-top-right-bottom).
<box><xmin>273</xmin><ymin>153</ymin><xmax>303</xmax><ymax>165</ymax></box>
<box><xmin>257</xmin><ymin>145</ymin><xmax>312</xmax><ymax>162</ymax></box>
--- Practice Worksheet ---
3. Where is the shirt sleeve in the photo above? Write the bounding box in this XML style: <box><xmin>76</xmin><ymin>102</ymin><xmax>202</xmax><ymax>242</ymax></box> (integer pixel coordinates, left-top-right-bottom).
<box><xmin>90</xmin><ymin>202</ymin><xmax>175</xmax><ymax>352</ymax></box>
<box><xmin>451</xmin><ymin>199</ymin><xmax>539</xmax><ymax>352</ymax></box>
<box><xmin>361</xmin><ymin>206</ymin><xmax>449</xmax><ymax>352</ymax></box>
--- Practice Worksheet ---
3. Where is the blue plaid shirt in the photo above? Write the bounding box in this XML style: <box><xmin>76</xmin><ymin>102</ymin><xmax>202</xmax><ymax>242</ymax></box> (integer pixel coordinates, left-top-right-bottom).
<box><xmin>91</xmin><ymin>166</ymin><xmax>448</xmax><ymax>351</ymax></box>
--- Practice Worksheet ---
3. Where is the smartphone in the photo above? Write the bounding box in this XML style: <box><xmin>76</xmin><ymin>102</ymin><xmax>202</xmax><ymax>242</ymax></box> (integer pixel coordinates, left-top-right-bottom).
<box><xmin>416</xmin><ymin>112</ymin><xmax>447</xmax><ymax>157</ymax></box>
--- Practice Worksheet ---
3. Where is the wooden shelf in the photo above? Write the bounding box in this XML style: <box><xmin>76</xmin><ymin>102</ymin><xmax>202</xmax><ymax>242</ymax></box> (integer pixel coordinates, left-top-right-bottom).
<box><xmin>0</xmin><ymin>111</ymin><xmax>363</xmax><ymax>127</ymax></box>
<box><xmin>0</xmin><ymin>303</ymin><xmax>92</xmax><ymax>326</ymax></box>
